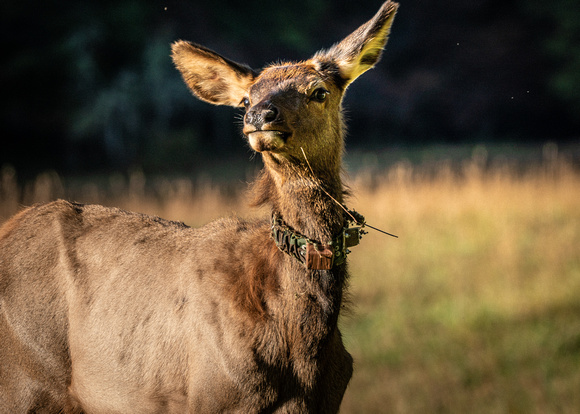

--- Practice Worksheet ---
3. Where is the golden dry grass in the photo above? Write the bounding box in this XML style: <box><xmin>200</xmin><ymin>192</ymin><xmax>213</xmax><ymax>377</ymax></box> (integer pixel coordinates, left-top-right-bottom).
<box><xmin>340</xmin><ymin>159</ymin><xmax>580</xmax><ymax>413</ymax></box>
<box><xmin>1</xmin><ymin>155</ymin><xmax>579</xmax><ymax>413</ymax></box>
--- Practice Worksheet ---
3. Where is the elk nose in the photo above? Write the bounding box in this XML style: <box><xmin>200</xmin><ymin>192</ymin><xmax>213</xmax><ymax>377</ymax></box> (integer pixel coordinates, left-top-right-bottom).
<box><xmin>246</xmin><ymin>103</ymin><xmax>279</xmax><ymax>130</ymax></box>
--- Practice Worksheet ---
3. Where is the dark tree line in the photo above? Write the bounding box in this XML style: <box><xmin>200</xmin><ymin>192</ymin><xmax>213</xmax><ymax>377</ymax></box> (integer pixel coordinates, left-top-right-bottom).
<box><xmin>1</xmin><ymin>0</ymin><xmax>578</xmax><ymax>177</ymax></box>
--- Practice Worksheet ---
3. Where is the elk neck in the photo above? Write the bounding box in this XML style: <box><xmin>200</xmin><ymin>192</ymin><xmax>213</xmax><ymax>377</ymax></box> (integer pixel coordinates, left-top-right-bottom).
<box><xmin>249</xmin><ymin>148</ymin><xmax>349</xmax><ymax>336</ymax></box>
<box><xmin>252</xmin><ymin>143</ymin><xmax>346</xmax><ymax>250</ymax></box>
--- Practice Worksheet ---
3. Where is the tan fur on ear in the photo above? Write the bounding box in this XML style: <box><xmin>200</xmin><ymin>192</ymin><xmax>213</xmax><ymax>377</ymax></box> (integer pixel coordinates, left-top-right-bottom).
<box><xmin>171</xmin><ymin>41</ymin><xmax>256</xmax><ymax>107</ymax></box>
<box><xmin>314</xmin><ymin>1</ymin><xmax>398</xmax><ymax>88</ymax></box>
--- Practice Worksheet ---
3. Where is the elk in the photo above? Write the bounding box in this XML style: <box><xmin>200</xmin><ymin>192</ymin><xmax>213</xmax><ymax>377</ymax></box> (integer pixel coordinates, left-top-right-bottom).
<box><xmin>0</xmin><ymin>2</ymin><xmax>398</xmax><ymax>413</ymax></box>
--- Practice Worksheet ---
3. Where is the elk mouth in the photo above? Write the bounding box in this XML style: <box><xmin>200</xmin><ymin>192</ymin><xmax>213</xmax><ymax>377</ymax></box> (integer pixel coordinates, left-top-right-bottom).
<box><xmin>246</xmin><ymin>130</ymin><xmax>291</xmax><ymax>153</ymax></box>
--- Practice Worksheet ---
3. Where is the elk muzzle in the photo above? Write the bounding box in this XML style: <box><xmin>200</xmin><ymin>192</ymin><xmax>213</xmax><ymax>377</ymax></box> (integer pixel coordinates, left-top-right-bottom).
<box><xmin>243</xmin><ymin>101</ymin><xmax>291</xmax><ymax>153</ymax></box>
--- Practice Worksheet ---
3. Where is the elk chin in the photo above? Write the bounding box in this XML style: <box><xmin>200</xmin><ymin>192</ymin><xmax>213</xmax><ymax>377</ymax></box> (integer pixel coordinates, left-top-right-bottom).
<box><xmin>247</xmin><ymin>131</ymin><xmax>289</xmax><ymax>153</ymax></box>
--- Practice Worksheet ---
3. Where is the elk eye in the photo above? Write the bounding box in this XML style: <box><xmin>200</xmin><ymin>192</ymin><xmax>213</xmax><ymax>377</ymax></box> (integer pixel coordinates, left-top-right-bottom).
<box><xmin>311</xmin><ymin>88</ymin><xmax>330</xmax><ymax>103</ymax></box>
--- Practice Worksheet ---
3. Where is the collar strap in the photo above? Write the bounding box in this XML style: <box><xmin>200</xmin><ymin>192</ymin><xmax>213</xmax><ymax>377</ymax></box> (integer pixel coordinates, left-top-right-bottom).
<box><xmin>271</xmin><ymin>210</ymin><xmax>366</xmax><ymax>270</ymax></box>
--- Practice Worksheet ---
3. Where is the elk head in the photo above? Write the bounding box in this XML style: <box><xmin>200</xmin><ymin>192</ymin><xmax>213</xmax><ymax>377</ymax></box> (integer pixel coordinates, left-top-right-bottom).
<box><xmin>172</xmin><ymin>1</ymin><xmax>398</xmax><ymax>176</ymax></box>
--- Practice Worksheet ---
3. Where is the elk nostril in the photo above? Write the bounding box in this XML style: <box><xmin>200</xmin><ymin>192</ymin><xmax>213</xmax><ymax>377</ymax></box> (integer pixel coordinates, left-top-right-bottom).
<box><xmin>245</xmin><ymin>111</ymin><xmax>255</xmax><ymax>125</ymax></box>
<box><xmin>263</xmin><ymin>107</ymin><xmax>278</xmax><ymax>123</ymax></box>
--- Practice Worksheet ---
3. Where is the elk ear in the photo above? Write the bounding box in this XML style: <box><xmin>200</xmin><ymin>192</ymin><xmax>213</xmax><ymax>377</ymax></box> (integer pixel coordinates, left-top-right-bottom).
<box><xmin>172</xmin><ymin>41</ymin><xmax>256</xmax><ymax>107</ymax></box>
<box><xmin>314</xmin><ymin>1</ymin><xmax>398</xmax><ymax>89</ymax></box>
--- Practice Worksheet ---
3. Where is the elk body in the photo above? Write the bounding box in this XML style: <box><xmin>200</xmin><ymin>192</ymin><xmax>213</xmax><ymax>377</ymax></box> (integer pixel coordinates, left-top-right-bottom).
<box><xmin>0</xmin><ymin>2</ymin><xmax>398</xmax><ymax>413</ymax></box>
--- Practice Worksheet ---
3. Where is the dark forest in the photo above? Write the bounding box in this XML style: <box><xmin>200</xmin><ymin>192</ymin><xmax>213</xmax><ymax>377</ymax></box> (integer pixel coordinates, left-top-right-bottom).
<box><xmin>2</xmin><ymin>0</ymin><xmax>579</xmax><ymax>177</ymax></box>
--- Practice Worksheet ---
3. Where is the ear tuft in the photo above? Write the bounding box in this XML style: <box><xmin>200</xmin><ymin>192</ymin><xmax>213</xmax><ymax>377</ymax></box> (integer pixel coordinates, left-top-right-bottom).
<box><xmin>171</xmin><ymin>41</ymin><xmax>256</xmax><ymax>107</ymax></box>
<box><xmin>314</xmin><ymin>1</ymin><xmax>398</xmax><ymax>89</ymax></box>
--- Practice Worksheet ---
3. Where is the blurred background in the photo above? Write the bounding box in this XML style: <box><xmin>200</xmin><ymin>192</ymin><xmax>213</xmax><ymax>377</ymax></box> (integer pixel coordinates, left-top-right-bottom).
<box><xmin>1</xmin><ymin>0</ymin><xmax>579</xmax><ymax>177</ymax></box>
<box><xmin>1</xmin><ymin>0</ymin><xmax>579</xmax><ymax>412</ymax></box>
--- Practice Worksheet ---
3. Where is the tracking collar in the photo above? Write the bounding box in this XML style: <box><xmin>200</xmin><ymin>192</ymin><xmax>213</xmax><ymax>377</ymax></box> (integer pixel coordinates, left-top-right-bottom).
<box><xmin>271</xmin><ymin>210</ymin><xmax>366</xmax><ymax>270</ymax></box>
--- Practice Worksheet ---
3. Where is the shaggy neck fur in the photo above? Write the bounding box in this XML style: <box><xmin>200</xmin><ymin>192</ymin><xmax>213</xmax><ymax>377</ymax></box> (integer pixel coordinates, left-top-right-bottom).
<box><xmin>251</xmin><ymin>116</ymin><xmax>347</xmax><ymax>246</ymax></box>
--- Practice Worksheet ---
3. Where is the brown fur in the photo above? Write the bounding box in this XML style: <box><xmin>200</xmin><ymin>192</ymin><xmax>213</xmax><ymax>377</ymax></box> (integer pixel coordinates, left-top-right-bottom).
<box><xmin>0</xmin><ymin>2</ymin><xmax>398</xmax><ymax>413</ymax></box>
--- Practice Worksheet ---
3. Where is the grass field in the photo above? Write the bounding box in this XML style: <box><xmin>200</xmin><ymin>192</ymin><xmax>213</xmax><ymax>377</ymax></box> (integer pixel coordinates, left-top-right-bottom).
<box><xmin>340</xmin><ymin>156</ymin><xmax>580</xmax><ymax>413</ymax></box>
<box><xmin>1</xmin><ymin>149</ymin><xmax>579</xmax><ymax>413</ymax></box>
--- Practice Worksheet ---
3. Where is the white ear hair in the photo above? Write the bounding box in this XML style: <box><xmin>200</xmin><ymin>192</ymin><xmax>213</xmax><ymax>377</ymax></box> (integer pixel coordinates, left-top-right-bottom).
<box><xmin>314</xmin><ymin>1</ymin><xmax>398</xmax><ymax>88</ymax></box>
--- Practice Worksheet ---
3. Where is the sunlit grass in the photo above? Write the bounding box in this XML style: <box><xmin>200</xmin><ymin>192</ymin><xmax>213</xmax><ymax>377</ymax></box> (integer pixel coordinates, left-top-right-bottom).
<box><xmin>340</xmin><ymin>159</ymin><xmax>580</xmax><ymax>413</ymax></box>
<box><xmin>1</xmin><ymin>153</ymin><xmax>579</xmax><ymax>413</ymax></box>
